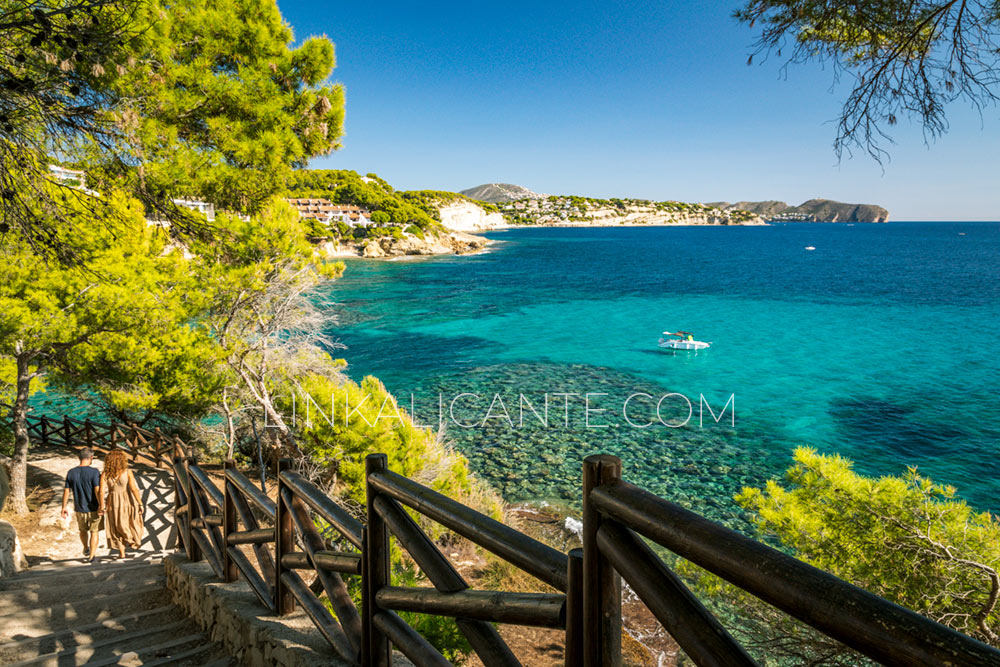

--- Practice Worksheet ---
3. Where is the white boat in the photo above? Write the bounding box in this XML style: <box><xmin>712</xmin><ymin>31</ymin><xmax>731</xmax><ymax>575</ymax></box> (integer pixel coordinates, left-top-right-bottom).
<box><xmin>658</xmin><ymin>331</ymin><xmax>711</xmax><ymax>350</ymax></box>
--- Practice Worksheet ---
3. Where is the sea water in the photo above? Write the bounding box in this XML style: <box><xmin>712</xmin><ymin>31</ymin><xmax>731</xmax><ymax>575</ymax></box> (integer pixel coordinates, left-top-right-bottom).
<box><xmin>321</xmin><ymin>222</ymin><xmax>1000</xmax><ymax>523</ymax></box>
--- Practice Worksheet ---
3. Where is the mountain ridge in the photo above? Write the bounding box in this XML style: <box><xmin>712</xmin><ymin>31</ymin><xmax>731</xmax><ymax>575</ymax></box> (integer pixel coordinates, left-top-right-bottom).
<box><xmin>460</xmin><ymin>183</ymin><xmax>545</xmax><ymax>203</ymax></box>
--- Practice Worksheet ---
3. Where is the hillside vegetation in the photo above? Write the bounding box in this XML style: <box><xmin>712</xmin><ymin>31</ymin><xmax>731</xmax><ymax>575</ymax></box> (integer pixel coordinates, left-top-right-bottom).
<box><xmin>284</xmin><ymin>170</ymin><xmax>442</xmax><ymax>237</ymax></box>
<box><xmin>500</xmin><ymin>194</ymin><xmax>763</xmax><ymax>226</ymax></box>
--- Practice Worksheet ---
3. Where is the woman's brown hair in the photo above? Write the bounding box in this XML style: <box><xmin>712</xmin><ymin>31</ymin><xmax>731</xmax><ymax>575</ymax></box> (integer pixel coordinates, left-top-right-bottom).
<box><xmin>103</xmin><ymin>449</ymin><xmax>129</xmax><ymax>480</ymax></box>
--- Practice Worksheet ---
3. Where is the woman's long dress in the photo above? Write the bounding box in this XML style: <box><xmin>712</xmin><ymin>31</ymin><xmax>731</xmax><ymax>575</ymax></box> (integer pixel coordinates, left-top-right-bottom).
<box><xmin>106</xmin><ymin>472</ymin><xmax>144</xmax><ymax>550</ymax></box>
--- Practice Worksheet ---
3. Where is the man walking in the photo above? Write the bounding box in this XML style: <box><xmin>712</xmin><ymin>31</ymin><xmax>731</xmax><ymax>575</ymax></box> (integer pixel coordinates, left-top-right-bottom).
<box><xmin>60</xmin><ymin>447</ymin><xmax>103</xmax><ymax>562</ymax></box>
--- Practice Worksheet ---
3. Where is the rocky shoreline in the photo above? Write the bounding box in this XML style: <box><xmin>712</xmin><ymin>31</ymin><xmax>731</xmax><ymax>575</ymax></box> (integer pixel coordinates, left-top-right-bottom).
<box><xmin>310</xmin><ymin>200</ymin><xmax>770</xmax><ymax>261</ymax></box>
<box><xmin>314</xmin><ymin>229</ymin><xmax>491</xmax><ymax>259</ymax></box>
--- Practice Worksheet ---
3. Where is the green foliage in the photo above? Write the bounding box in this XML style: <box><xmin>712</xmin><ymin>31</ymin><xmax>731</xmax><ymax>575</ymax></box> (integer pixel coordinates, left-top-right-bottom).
<box><xmin>736</xmin><ymin>447</ymin><xmax>1000</xmax><ymax>647</ymax></box>
<box><xmin>283</xmin><ymin>170</ymin><xmax>441</xmax><ymax>231</ymax></box>
<box><xmin>284</xmin><ymin>373</ymin><xmax>499</xmax><ymax>514</ymax></box>
<box><xmin>392</xmin><ymin>558</ymin><xmax>472</xmax><ymax>661</ymax></box>
<box><xmin>0</xmin><ymin>190</ymin><xmax>219</xmax><ymax>411</ymax></box>
<box><xmin>398</xmin><ymin>190</ymin><xmax>472</xmax><ymax>220</ymax></box>
<box><xmin>0</xmin><ymin>0</ymin><xmax>144</xmax><ymax>257</ymax></box>
<box><xmin>101</xmin><ymin>0</ymin><xmax>344</xmax><ymax>216</ymax></box>
<box><xmin>736</xmin><ymin>0</ymin><xmax>1000</xmax><ymax>159</ymax></box>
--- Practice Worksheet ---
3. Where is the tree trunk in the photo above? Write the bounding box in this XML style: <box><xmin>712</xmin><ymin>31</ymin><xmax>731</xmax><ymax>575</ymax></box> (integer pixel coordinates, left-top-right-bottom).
<box><xmin>7</xmin><ymin>354</ymin><xmax>34</xmax><ymax>515</ymax></box>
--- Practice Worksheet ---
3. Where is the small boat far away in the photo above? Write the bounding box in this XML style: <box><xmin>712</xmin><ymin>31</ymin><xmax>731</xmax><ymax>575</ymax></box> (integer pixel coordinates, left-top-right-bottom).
<box><xmin>805</xmin><ymin>246</ymin><xmax>816</xmax><ymax>250</ymax></box>
<box><xmin>658</xmin><ymin>331</ymin><xmax>711</xmax><ymax>350</ymax></box>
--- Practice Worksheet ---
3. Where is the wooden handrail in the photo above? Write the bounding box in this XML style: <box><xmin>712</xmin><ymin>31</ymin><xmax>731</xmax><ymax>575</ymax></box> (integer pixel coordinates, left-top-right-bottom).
<box><xmin>1</xmin><ymin>406</ymin><xmax>187</xmax><ymax>469</ymax></box>
<box><xmin>583</xmin><ymin>455</ymin><xmax>1000</xmax><ymax>667</ymax></box>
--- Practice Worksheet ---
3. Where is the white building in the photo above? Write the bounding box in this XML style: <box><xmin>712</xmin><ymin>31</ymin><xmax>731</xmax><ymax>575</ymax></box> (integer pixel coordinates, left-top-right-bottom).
<box><xmin>285</xmin><ymin>198</ymin><xmax>372</xmax><ymax>227</ymax></box>
<box><xmin>48</xmin><ymin>165</ymin><xmax>87</xmax><ymax>188</ymax></box>
<box><xmin>172</xmin><ymin>198</ymin><xmax>215</xmax><ymax>221</ymax></box>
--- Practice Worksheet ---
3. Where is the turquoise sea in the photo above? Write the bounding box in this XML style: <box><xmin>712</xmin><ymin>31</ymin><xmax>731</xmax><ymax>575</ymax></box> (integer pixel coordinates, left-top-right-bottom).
<box><xmin>321</xmin><ymin>222</ymin><xmax>1000</xmax><ymax>523</ymax></box>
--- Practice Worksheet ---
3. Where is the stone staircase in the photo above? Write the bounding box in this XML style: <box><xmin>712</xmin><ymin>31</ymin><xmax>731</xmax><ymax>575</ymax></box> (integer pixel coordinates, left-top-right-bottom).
<box><xmin>0</xmin><ymin>557</ymin><xmax>237</xmax><ymax>666</ymax></box>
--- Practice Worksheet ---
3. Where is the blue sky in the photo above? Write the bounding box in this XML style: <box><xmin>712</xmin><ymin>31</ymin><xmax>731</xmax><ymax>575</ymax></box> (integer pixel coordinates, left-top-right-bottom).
<box><xmin>279</xmin><ymin>0</ymin><xmax>1000</xmax><ymax>220</ymax></box>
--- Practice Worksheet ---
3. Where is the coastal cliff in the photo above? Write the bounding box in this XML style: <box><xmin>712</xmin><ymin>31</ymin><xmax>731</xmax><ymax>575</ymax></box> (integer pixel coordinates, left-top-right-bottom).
<box><xmin>437</xmin><ymin>201</ymin><xmax>506</xmax><ymax>232</ymax></box>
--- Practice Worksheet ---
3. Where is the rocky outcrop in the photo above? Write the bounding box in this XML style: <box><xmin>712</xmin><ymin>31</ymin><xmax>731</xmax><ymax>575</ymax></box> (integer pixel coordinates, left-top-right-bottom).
<box><xmin>0</xmin><ymin>520</ymin><xmax>27</xmax><ymax>577</ymax></box>
<box><xmin>314</xmin><ymin>229</ymin><xmax>490</xmax><ymax>260</ymax></box>
<box><xmin>709</xmin><ymin>199</ymin><xmax>890</xmax><ymax>222</ymax></box>
<box><xmin>437</xmin><ymin>201</ymin><xmax>506</xmax><ymax>232</ymax></box>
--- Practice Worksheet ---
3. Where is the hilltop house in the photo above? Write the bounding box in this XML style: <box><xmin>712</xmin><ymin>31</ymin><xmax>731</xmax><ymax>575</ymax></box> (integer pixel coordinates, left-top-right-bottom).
<box><xmin>48</xmin><ymin>165</ymin><xmax>87</xmax><ymax>188</ymax></box>
<box><xmin>285</xmin><ymin>198</ymin><xmax>372</xmax><ymax>227</ymax></box>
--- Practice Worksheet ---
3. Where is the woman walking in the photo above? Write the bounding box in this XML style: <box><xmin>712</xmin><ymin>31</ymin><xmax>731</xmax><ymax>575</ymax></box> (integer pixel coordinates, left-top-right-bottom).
<box><xmin>101</xmin><ymin>449</ymin><xmax>145</xmax><ymax>558</ymax></box>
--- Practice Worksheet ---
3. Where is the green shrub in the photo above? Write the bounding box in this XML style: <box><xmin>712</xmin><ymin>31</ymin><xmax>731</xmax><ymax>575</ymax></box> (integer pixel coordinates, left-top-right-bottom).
<box><xmin>737</xmin><ymin>447</ymin><xmax>1000</xmax><ymax>646</ymax></box>
<box><xmin>686</xmin><ymin>447</ymin><xmax>1000</xmax><ymax>663</ymax></box>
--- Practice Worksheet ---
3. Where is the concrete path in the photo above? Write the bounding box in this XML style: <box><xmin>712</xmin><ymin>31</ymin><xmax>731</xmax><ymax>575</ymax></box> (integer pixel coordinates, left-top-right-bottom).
<box><xmin>24</xmin><ymin>446</ymin><xmax>177</xmax><ymax>566</ymax></box>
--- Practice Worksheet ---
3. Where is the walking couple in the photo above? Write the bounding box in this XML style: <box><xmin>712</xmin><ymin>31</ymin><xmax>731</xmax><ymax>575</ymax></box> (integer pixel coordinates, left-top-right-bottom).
<box><xmin>60</xmin><ymin>447</ymin><xmax>145</xmax><ymax>562</ymax></box>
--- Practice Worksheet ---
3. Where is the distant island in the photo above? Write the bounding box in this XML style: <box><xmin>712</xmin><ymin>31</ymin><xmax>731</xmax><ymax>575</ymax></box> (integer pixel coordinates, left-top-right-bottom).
<box><xmin>705</xmin><ymin>199</ymin><xmax>890</xmax><ymax>223</ymax></box>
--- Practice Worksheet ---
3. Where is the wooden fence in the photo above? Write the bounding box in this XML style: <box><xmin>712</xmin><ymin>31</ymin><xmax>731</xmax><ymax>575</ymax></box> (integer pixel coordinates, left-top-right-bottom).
<box><xmin>13</xmin><ymin>409</ymin><xmax>1000</xmax><ymax>666</ymax></box>
<box><xmin>14</xmin><ymin>411</ymin><xmax>191</xmax><ymax>466</ymax></box>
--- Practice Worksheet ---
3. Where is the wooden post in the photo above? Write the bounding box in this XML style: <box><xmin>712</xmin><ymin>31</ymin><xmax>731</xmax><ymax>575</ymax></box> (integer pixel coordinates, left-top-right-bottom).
<box><xmin>222</xmin><ymin>459</ymin><xmax>238</xmax><ymax>583</ymax></box>
<box><xmin>275</xmin><ymin>458</ymin><xmax>295</xmax><ymax>615</ymax></box>
<box><xmin>565</xmin><ymin>547</ymin><xmax>584</xmax><ymax>666</ymax></box>
<box><xmin>110</xmin><ymin>425</ymin><xmax>118</xmax><ymax>450</ymax></box>
<box><xmin>173</xmin><ymin>455</ymin><xmax>183</xmax><ymax>555</ymax></box>
<box><xmin>40</xmin><ymin>417</ymin><xmax>48</xmax><ymax>445</ymax></box>
<box><xmin>84</xmin><ymin>420</ymin><xmax>94</xmax><ymax>450</ymax></box>
<box><xmin>184</xmin><ymin>457</ymin><xmax>202</xmax><ymax>563</ymax></box>
<box><xmin>583</xmin><ymin>455</ymin><xmax>623</xmax><ymax>667</ymax></box>
<box><xmin>63</xmin><ymin>417</ymin><xmax>71</xmax><ymax>447</ymax></box>
<box><xmin>363</xmin><ymin>453</ymin><xmax>391</xmax><ymax>667</ymax></box>
<box><xmin>153</xmin><ymin>428</ymin><xmax>163</xmax><ymax>469</ymax></box>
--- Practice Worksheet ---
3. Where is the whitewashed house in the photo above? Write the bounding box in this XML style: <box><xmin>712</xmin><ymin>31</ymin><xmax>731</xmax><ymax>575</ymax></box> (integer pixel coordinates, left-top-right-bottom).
<box><xmin>172</xmin><ymin>198</ymin><xmax>216</xmax><ymax>221</ymax></box>
<box><xmin>285</xmin><ymin>198</ymin><xmax>372</xmax><ymax>227</ymax></box>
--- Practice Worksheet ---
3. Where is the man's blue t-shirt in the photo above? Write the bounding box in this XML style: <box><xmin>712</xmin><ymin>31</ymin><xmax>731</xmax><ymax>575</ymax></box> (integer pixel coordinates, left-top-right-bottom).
<box><xmin>66</xmin><ymin>465</ymin><xmax>101</xmax><ymax>513</ymax></box>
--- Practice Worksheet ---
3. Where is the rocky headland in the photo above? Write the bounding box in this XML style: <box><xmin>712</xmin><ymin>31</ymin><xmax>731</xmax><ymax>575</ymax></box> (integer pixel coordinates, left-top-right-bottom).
<box><xmin>314</xmin><ymin>227</ymin><xmax>490</xmax><ymax>259</ymax></box>
<box><xmin>707</xmin><ymin>198</ymin><xmax>890</xmax><ymax>222</ymax></box>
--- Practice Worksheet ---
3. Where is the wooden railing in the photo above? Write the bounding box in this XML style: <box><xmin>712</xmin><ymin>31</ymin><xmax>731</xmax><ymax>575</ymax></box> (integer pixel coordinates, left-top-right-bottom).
<box><xmin>581</xmin><ymin>455</ymin><xmax>1000</xmax><ymax>667</ymax></box>
<box><xmin>363</xmin><ymin>453</ymin><xmax>578</xmax><ymax>666</ymax></box>
<box><xmin>11</xmin><ymin>409</ymin><xmax>191</xmax><ymax>467</ymax></box>
<box><xmin>175</xmin><ymin>451</ymin><xmax>1000</xmax><ymax>667</ymax></box>
<box><xmin>15</xmin><ymin>409</ymin><xmax>1000</xmax><ymax>666</ymax></box>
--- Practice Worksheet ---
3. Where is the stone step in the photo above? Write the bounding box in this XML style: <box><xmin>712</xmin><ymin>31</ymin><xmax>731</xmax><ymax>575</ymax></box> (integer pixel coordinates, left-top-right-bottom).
<box><xmin>0</xmin><ymin>562</ymin><xmax>163</xmax><ymax>591</ymax></box>
<box><xmin>0</xmin><ymin>585</ymin><xmax>171</xmax><ymax>640</ymax></box>
<box><xmin>0</xmin><ymin>604</ymin><xmax>180</xmax><ymax>664</ymax></box>
<box><xmin>6</xmin><ymin>617</ymin><xmax>191</xmax><ymax>666</ymax></box>
<box><xmin>5</xmin><ymin>559</ymin><xmax>163</xmax><ymax>584</ymax></box>
<box><xmin>0</xmin><ymin>573</ymin><xmax>165</xmax><ymax>614</ymax></box>
<box><xmin>8</xmin><ymin>629</ymin><xmax>210</xmax><ymax>667</ymax></box>
<box><xmin>137</xmin><ymin>641</ymin><xmax>234</xmax><ymax>667</ymax></box>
